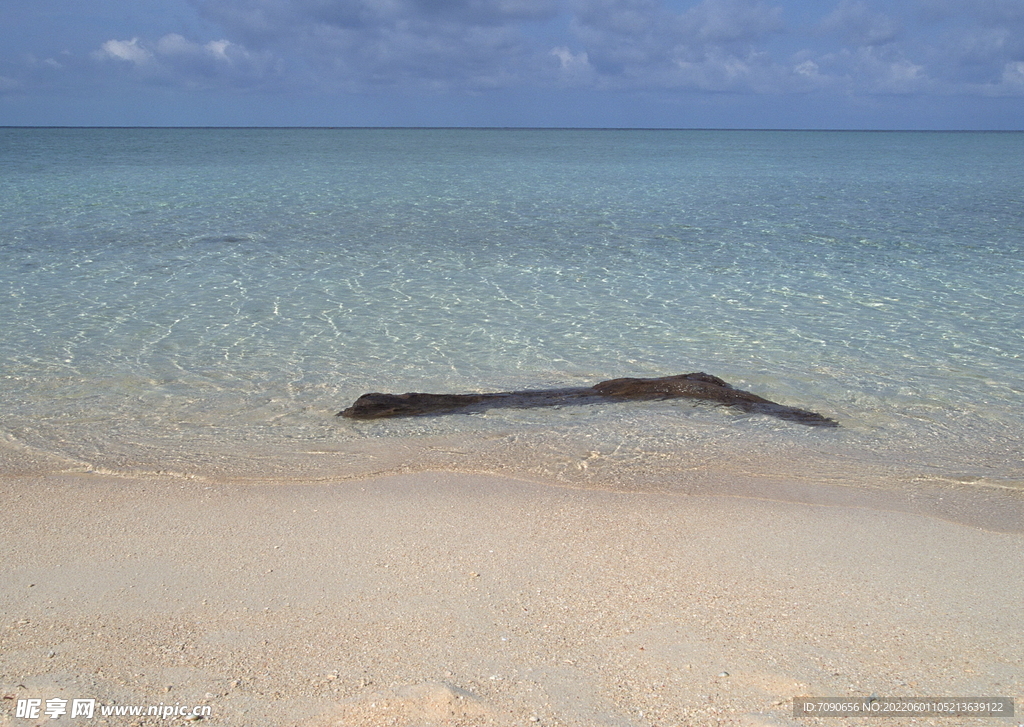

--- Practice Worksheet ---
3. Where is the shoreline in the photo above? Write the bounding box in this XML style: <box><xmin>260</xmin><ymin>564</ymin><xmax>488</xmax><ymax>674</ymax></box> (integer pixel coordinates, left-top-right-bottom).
<box><xmin>4</xmin><ymin>423</ymin><xmax>1023</xmax><ymax>537</ymax></box>
<box><xmin>2</xmin><ymin>469</ymin><xmax>1021</xmax><ymax>726</ymax></box>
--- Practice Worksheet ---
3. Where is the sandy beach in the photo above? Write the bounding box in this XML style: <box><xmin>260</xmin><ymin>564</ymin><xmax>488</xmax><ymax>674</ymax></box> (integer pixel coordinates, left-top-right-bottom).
<box><xmin>5</xmin><ymin>127</ymin><xmax>1024</xmax><ymax>725</ymax></box>
<box><xmin>1</xmin><ymin>470</ymin><xmax>1021</xmax><ymax>727</ymax></box>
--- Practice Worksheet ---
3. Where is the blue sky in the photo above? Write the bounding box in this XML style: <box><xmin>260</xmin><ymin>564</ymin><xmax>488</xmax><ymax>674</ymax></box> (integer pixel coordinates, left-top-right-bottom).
<box><xmin>2</xmin><ymin>0</ymin><xmax>1023</xmax><ymax>127</ymax></box>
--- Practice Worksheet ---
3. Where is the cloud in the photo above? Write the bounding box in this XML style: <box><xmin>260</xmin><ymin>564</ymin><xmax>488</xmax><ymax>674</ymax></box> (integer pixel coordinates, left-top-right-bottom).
<box><xmin>930</xmin><ymin>2</ymin><xmax>1024</xmax><ymax>93</ymax></box>
<box><xmin>72</xmin><ymin>0</ymin><xmax>1023</xmax><ymax>98</ymax></box>
<box><xmin>183</xmin><ymin>0</ymin><xmax>563</xmax><ymax>90</ymax></box>
<box><xmin>683</xmin><ymin>0</ymin><xmax>784</xmax><ymax>44</ymax></box>
<box><xmin>7</xmin><ymin>0</ymin><xmax>1023</xmax><ymax>107</ymax></box>
<box><xmin>191</xmin><ymin>0</ymin><xmax>559</xmax><ymax>52</ymax></box>
<box><xmin>800</xmin><ymin>0</ymin><xmax>1024</xmax><ymax>97</ymax></box>
<box><xmin>847</xmin><ymin>46</ymin><xmax>927</xmax><ymax>93</ymax></box>
<box><xmin>563</xmin><ymin>0</ymin><xmax>789</xmax><ymax>91</ymax></box>
<box><xmin>92</xmin><ymin>33</ymin><xmax>282</xmax><ymax>89</ymax></box>
<box><xmin>918</xmin><ymin>0</ymin><xmax>1024</xmax><ymax>27</ymax></box>
<box><xmin>409</xmin><ymin>0</ymin><xmax>558</xmax><ymax>24</ymax></box>
<box><xmin>1003</xmin><ymin>60</ymin><xmax>1024</xmax><ymax>84</ymax></box>
<box><xmin>817</xmin><ymin>0</ymin><xmax>900</xmax><ymax>47</ymax></box>
<box><xmin>97</xmin><ymin>38</ymin><xmax>154</xmax><ymax>64</ymax></box>
<box><xmin>551</xmin><ymin>45</ymin><xmax>596</xmax><ymax>85</ymax></box>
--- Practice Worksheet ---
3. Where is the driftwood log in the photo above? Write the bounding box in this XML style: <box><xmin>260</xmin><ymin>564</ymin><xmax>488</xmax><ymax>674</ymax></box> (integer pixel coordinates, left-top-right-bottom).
<box><xmin>339</xmin><ymin>372</ymin><xmax>837</xmax><ymax>427</ymax></box>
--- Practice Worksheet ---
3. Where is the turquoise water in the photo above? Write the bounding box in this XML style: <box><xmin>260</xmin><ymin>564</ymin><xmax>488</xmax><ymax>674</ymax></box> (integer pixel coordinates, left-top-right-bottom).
<box><xmin>1</xmin><ymin>128</ymin><xmax>1022</xmax><ymax>492</ymax></box>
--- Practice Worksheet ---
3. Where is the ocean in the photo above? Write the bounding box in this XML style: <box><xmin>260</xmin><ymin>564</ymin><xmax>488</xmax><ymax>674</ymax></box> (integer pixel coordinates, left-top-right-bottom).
<box><xmin>1</xmin><ymin>128</ymin><xmax>1022</xmax><ymax>499</ymax></box>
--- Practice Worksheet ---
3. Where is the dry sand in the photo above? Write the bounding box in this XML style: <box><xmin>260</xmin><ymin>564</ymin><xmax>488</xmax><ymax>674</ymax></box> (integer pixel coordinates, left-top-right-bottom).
<box><xmin>1</xmin><ymin>470</ymin><xmax>1021</xmax><ymax>727</ymax></box>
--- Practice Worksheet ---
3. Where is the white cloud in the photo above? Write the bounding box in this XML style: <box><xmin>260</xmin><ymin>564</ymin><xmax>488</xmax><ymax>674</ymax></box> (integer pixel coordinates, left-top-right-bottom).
<box><xmin>565</xmin><ymin>0</ymin><xmax>790</xmax><ymax>92</ymax></box>
<box><xmin>183</xmin><ymin>0</ymin><xmax>550</xmax><ymax>90</ymax></box>
<box><xmin>793</xmin><ymin>0</ymin><xmax>1024</xmax><ymax>97</ymax></box>
<box><xmin>1002</xmin><ymin>60</ymin><xmax>1024</xmax><ymax>85</ymax></box>
<box><xmin>552</xmin><ymin>46</ymin><xmax>588</xmax><ymax>67</ymax></box>
<box><xmin>97</xmin><ymin>38</ymin><xmax>154</xmax><ymax>64</ymax></box>
<box><xmin>683</xmin><ymin>0</ymin><xmax>783</xmax><ymax>44</ymax></box>
<box><xmin>173</xmin><ymin>0</ymin><xmax>1024</xmax><ymax>98</ymax></box>
<box><xmin>817</xmin><ymin>0</ymin><xmax>900</xmax><ymax>47</ymax></box>
<box><xmin>551</xmin><ymin>45</ymin><xmax>595</xmax><ymax>84</ymax></box>
<box><xmin>879</xmin><ymin>57</ymin><xmax>924</xmax><ymax>90</ymax></box>
<box><xmin>794</xmin><ymin>59</ymin><xmax>818</xmax><ymax>77</ymax></box>
<box><xmin>808</xmin><ymin>45</ymin><xmax>930</xmax><ymax>95</ymax></box>
<box><xmin>92</xmin><ymin>33</ymin><xmax>281</xmax><ymax>88</ymax></box>
<box><xmin>11</xmin><ymin>0</ymin><xmax>1002</xmax><ymax>101</ymax></box>
<box><xmin>154</xmin><ymin>33</ymin><xmax>246</xmax><ymax>63</ymax></box>
<box><xmin>156</xmin><ymin>33</ymin><xmax>202</xmax><ymax>55</ymax></box>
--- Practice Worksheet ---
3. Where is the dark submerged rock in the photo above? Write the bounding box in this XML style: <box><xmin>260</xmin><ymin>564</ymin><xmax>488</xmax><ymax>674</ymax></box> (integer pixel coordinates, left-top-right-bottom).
<box><xmin>338</xmin><ymin>372</ymin><xmax>838</xmax><ymax>427</ymax></box>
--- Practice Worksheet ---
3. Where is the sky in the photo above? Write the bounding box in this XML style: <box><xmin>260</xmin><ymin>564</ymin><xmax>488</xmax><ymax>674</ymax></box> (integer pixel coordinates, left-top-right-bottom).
<box><xmin>1</xmin><ymin>0</ymin><xmax>1023</xmax><ymax>128</ymax></box>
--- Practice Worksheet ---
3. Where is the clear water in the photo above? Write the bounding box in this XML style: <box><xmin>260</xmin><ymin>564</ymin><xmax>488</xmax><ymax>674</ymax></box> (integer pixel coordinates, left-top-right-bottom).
<box><xmin>1</xmin><ymin>128</ymin><xmax>1022</xmax><ymax>494</ymax></box>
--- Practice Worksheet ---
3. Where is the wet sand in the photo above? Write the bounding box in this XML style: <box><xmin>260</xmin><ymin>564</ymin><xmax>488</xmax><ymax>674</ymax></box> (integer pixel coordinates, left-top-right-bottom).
<box><xmin>1</xmin><ymin>470</ymin><xmax>1021</xmax><ymax>726</ymax></box>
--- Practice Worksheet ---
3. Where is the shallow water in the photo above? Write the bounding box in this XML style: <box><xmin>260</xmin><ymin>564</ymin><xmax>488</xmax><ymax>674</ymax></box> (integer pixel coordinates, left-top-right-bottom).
<box><xmin>1</xmin><ymin>128</ymin><xmax>1022</xmax><ymax>496</ymax></box>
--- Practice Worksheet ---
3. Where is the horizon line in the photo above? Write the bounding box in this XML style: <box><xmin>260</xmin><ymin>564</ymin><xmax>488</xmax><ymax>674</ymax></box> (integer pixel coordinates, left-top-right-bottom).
<box><xmin>3</xmin><ymin>125</ymin><xmax>1023</xmax><ymax>132</ymax></box>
